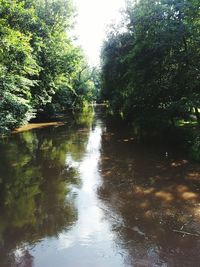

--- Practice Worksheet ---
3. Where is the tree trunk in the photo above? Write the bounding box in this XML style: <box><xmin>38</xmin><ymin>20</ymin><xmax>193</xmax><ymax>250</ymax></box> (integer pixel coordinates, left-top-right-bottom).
<box><xmin>195</xmin><ymin>107</ymin><xmax>200</xmax><ymax>126</ymax></box>
<box><xmin>170</xmin><ymin>117</ymin><xmax>176</xmax><ymax>129</ymax></box>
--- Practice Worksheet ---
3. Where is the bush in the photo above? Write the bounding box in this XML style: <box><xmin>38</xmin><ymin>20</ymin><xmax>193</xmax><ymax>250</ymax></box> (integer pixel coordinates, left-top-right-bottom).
<box><xmin>0</xmin><ymin>92</ymin><xmax>35</xmax><ymax>133</ymax></box>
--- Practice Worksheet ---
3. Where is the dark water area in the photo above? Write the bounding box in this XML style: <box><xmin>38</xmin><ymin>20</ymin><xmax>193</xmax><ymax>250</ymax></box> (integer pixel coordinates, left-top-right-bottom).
<box><xmin>0</xmin><ymin>107</ymin><xmax>200</xmax><ymax>267</ymax></box>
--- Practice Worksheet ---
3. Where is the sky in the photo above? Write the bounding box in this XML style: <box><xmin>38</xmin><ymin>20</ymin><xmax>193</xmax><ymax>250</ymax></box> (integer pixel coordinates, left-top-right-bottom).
<box><xmin>73</xmin><ymin>0</ymin><xmax>125</xmax><ymax>66</ymax></box>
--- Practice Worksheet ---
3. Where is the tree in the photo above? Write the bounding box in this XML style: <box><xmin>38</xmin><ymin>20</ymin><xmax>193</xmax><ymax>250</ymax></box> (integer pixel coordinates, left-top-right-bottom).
<box><xmin>101</xmin><ymin>0</ymin><xmax>200</xmax><ymax>133</ymax></box>
<box><xmin>0</xmin><ymin>0</ymin><xmax>95</xmax><ymax>133</ymax></box>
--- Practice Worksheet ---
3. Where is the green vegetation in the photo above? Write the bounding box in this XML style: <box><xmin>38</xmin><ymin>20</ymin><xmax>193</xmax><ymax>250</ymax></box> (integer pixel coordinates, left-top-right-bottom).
<box><xmin>1</xmin><ymin>0</ymin><xmax>199</xmax><ymax>159</ymax></box>
<box><xmin>0</xmin><ymin>0</ymin><xmax>97</xmax><ymax>133</ymax></box>
<box><xmin>101</xmin><ymin>0</ymin><xmax>200</xmax><ymax>133</ymax></box>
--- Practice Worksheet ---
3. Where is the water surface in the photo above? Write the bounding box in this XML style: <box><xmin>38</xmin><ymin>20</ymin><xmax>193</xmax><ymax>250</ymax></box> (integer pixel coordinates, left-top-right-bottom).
<box><xmin>0</xmin><ymin>108</ymin><xmax>200</xmax><ymax>267</ymax></box>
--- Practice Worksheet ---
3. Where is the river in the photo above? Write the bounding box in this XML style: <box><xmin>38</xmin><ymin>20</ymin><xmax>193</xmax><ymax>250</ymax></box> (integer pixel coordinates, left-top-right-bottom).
<box><xmin>0</xmin><ymin>107</ymin><xmax>200</xmax><ymax>267</ymax></box>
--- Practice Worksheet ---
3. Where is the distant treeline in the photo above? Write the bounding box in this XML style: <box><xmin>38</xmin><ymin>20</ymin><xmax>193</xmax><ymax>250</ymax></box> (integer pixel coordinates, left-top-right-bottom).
<box><xmin>0</xmin><ymin>0</ymin><xmax>100</xmax><ymax>133</ymax></box>
<box><xmin>101</xmin><ymin>0</ymin><xmax>200</xmax><ymax>129</ymax></box>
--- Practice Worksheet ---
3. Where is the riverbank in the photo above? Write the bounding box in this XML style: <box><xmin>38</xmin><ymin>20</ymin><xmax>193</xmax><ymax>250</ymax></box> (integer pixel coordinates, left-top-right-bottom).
<box><xmin>12</xmin><ymin>122</ymin><xmax>66</xmax><ymax>133</ymax></box>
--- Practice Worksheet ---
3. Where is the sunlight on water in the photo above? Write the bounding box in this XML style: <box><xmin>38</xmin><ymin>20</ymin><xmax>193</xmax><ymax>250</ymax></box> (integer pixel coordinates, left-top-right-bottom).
<box><xmin>26</xmin><ymin>118</ymin><xmax>126</xmax><ymax>267</ymax></box>
<box><xmin>48</xmin><ymin>121</ymin><xmax>125</xmax><ymax>266</ymax></box>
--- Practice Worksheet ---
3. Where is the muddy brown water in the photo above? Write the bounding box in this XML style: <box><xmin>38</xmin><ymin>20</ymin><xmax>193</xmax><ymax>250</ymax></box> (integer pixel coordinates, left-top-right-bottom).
<box><xmin>0</xmin><ymin>108</ymin><xmax>200</xmax><ymax>267</ymax></box>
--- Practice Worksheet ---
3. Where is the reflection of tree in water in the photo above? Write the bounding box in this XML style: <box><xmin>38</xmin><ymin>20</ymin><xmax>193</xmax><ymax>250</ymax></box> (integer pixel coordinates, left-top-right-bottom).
<box><xmin>98</xmin><ymin>125</ymin><xmax>200</xmax><ymax>267</ymax></box>
<box><xmin>0</xmin><ymin>119</ymin><xmax>91</xmax><ymax>267</ymax></box>
<box><xmin>74</xmin><ymin>106</ymin><xmax>94</xmax><ymax>128</ymax></box>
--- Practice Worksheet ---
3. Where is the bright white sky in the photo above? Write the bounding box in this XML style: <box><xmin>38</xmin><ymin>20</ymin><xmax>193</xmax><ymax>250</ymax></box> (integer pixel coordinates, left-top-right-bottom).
<box><xmin>73</xmin><ymin>0</ymin><xmax>125</xmax><ymax>66</ymax></box>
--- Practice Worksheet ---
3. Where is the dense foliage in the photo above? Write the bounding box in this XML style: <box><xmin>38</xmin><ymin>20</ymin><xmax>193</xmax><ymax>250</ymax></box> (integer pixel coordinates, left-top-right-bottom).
<box><xmin>0</xmin><ymin>0</ymin><xmax>95</xmax><ymax>133</ymax></box>
<box><xmin>101</xmin><ymin>0</ymin><xmax>200</xmax><ymax>133</ymax></box>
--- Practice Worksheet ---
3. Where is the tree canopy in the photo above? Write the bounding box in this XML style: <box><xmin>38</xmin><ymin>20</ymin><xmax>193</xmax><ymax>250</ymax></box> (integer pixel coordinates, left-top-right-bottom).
<box><xmin>0</xmin><ymin>0</ymin><xmax>96</xmax><ymax>133</ymax></box>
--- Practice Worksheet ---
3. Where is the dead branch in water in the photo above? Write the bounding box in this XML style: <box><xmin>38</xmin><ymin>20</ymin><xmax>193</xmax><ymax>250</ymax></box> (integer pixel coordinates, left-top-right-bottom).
<box><xmin>173</xmin><ymin>229</ymin><xmax>200</xmax><ymax>237</ymax></box>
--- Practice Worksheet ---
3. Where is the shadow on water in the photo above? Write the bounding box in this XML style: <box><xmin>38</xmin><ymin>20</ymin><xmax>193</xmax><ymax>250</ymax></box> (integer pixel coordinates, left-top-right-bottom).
<box><xmin>98</xmin><ymin>109</ymin><xmax>200</xmax><ymax>267</ymax></box>
<box><xmin>0</xmin><ymin>112</ymin><xmax>92</xmax><ymax>267</ymax></box>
